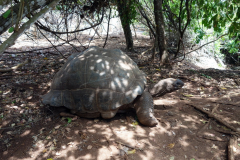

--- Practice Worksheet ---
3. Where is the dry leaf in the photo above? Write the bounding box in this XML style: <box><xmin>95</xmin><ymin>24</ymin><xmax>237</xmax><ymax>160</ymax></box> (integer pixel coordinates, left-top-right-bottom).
<box><xmin>127</xmin><ymin>149</ymin><xmax>136</xmax><ymax>154</ymax></box>
<box><xmin>132</xmin><ymin>121</ymin><xmax>138</xmax><ymax>126</ymax></box>
<box><xmin>183</xmin><ymin>94</ymin><xmax>194</xmax><ymax>97</ymax></box>
<box><xmin>167</xmin><ymin>143</ymin><xmax>175</xmax><ymax>149</ymax></box>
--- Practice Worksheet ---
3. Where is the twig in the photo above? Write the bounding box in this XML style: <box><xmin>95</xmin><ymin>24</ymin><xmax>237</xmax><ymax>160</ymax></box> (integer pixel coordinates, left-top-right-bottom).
<box><xmin>36</xmin><ymin>25</ymin><xmax>66</xmax><ymax>59</ymax></box>
<box><xmin>0</xmin><ymin>0</ymin><xmax>61</xmax><ymax>55</ymax></box>
<box><xmin>140</xmin><ymin>46</ymin><xmax>154</xmax><ymax>57</ymax></box>
<box><xmin>0</xmin><ymin>59</ymin><xmax>31</xmax><ymax>73</ymax></box>
<box><xmin>103</xmin><ymin>6</ymin><xmax>111</xmax><ymax>48</ymax></box>
<box><xmin>115</xmin><ymin>141</ymin><xmax>143</xmax><ymax>151</ymax></box>
<box><xmin>185</xmin><ymin>33</ymin><xmax>228</xmax><ymax>55</ymax></box>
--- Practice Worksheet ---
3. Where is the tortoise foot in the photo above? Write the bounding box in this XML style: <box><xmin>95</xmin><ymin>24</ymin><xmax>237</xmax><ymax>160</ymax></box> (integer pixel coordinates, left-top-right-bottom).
<box><xmin>135</xmin><ymin>92</ymin><xmax>158</xmax><ymax>127</ymax></box>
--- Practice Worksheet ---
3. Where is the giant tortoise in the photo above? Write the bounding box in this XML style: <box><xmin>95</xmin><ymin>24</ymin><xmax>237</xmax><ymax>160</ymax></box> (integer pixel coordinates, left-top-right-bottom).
<box><xmin>42</xmin><ymin>46</ymin><xmax>184</xmax><ymax>126</ymax></box>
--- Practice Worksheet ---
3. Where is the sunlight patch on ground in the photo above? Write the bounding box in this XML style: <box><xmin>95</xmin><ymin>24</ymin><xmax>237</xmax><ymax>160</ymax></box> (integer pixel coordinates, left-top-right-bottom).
<box><xmin>153</xmin><ymin>99</ymin><xmax>179</xmax><ymax>105</ymax></box>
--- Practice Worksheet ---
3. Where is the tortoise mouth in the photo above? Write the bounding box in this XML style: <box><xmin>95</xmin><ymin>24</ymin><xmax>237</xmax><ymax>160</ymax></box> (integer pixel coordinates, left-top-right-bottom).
<box><xmin>172</xmin><ymin>79</ymin><xmax>184</xmax><ymax>89</ymax></box>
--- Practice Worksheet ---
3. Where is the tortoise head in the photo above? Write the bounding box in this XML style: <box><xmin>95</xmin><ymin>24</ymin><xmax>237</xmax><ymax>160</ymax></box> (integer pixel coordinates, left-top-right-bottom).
<box><xmin>148</xmin><ymin>78</ymin><xmax>184</xmax><ymax>97</ymax></box>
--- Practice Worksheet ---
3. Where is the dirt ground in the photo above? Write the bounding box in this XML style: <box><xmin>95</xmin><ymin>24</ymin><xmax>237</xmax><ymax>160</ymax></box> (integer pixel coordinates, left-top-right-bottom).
<box><xmin>1</xmin><ymin>36</ymin><xmax>240</xmax><ymax>160</ymax></box>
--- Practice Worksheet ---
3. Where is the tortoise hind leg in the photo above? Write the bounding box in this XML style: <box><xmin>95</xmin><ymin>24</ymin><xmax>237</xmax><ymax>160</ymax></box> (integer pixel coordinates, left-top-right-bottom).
<box><xmin>134</xmin><ymin>92</ymin><xmax>158</xmax><ymax>127</ymax></box>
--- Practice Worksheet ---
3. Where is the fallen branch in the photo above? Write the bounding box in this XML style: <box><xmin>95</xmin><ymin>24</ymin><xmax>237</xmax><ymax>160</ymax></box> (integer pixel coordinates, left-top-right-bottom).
<box><xmin>187</xmin><ymin>103</ymin><xmax>240</xmax><ymax>134</ymax></box>
<box><xmin>228</xmin><ymin>136</ymin><xmax>237</xmax><ymax>160</ymax></box>
<box><xmin>140</xmin><ymin>46</ymin><xmax>154</xmax><ymax>57</ymax></box>
<box><xmin>211</xmin><ymin>101</ymin><xmax>240</xmax><ymax>107</ymax></box>
<box><xmin>115</xmin><ymin>141</ymin><xmax>143</xmax><ymax>151</ymax></box>
<box><xmin>0</xmin><ymin>59</ymin><xmax>31</xmax><ymax>73</ymax></box>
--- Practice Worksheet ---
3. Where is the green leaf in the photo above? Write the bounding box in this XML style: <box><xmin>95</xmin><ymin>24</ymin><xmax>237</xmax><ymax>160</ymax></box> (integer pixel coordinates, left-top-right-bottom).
<box><xmin>67</xmin><ymin>117</ymin><xmax>72</xmax><ymax>123</ymax></box>
<box><xmin>56</xmin><ymin>5</ymin><xmax>61</xmax><ymax>10</ymax></box>
<box><xmin>3</xmin><ymin>10</ymin><xmax>11</xmax><ymax>19</ymax></box>
<box><xmin>199</xmin><ymin>0</ymin><xmax>204</xmax><ymax>7</ymax></box>
<box><xmin>8</xmin><ymin>27</ymin><xmax>14</xmax><ymax>33</ymax></box>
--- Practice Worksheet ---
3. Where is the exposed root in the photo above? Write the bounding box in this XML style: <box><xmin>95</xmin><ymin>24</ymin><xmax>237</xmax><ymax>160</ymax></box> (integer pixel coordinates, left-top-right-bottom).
<box><xmin>188</xmin><ymin>103</ymin><xmax>240</xmax><ymax>135</ymax></box>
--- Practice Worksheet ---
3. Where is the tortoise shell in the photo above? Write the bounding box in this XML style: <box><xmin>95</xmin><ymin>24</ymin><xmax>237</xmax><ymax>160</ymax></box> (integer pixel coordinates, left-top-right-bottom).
<box><xmin>42</xmin><ymin>46</ymin><xmax>146</xmax><ymax>114</ymax></box>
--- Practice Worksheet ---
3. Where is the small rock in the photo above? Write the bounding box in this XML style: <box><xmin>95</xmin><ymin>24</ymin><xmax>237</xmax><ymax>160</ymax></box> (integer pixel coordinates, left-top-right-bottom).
<box><xmin>167</xmin><ymin>111</ymin><xmax>175</xmax><ymax>116</ymax></box>
<box><xmin>65</xmin><ymin>128</ymin><xmax>71</xmax><ymax>132</ymax></box>
<box><xmin>87</xmin><ymin>145</ymin><xmax>92</xmax><ymax>150</ymax></box>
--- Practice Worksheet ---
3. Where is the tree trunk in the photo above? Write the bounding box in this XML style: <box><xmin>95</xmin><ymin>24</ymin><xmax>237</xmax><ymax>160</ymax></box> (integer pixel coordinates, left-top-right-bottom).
<box><xmin>0</xmin><ymin>0</ymin><xmax>52</xmax><ymax>35</ymax></box>
<box><xmin>154</xmin><ymin>0</ymin><xmax>169</xmax><ymax>65</ymax></box>
<box><xmin>116</xmin><ymin>0</ymin><xmax>134</xmax><ymax>51</ymax></box>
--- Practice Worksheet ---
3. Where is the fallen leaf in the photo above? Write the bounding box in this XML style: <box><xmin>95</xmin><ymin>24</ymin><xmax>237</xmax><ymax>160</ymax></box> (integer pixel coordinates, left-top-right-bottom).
<box><xmin>55</xmin><ymin>125</ymin><xmax>61</xmax><ymax>129</ymax></box>
<box><xmin>200</xmin><ymin>120</ymin><xmax>208</xmax><ymax>124</ymax></box>
<box><xmin>221</xmin><ymin>126</ymin><xmax>230</xmax><ymax>131</ymax></box>
<box><xmin>32</xmin><ymin>136</ymin><xmax>38</xmax><ymax>141</ymax></box>
<box><xmin>53</xmin><ymin>139</ymin><xmax>57</xmax><ymax>145</ymax></box>
<box><xmin>183</xmin><ymin>94</ymin><xmax>194</xmax><ymax>97</ymax></box>
<box><xmin>42</xmin><ymin>149</ymin><xmax>47</xmax><ymax>153</ymax></box>
<box><xmin>65</xmin><ymin>128</ymin><xmax>71</xmax><ymax>132</ymax></box>
<box><xmin>167</xmin><ymin>143</ymin><xmax>175</xmax><ymax>149</ymax></box>
<box><xmin>87</xmin><ymin>145</ymin><xmax>92</xmax><ymax>149</ymax></box>
<box><xmin>211</xmin><ymin>144</ymin><xmax>218</xmax><ymax>149</ymax></box>
<box><xmin>127</xmin><ymin>149</ymin><xmax>136</xmax><ymax>154</ymax></box>
<box><xmin>132</xmin><ymin>121</ymin><xmax>138</xmax><ymax>126</ymax></box>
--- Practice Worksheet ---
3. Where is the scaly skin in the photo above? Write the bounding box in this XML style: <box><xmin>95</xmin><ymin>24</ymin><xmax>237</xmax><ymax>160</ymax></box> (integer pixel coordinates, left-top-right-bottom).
<box><xmin>134</xmin><ymin>92</ymin><xmax>158</xmax><ymax>126</ymax></box>
<box><xmin>134</xmin><ymin>78</ymin><xmax>184</xmax><ymax>127</ymax></box>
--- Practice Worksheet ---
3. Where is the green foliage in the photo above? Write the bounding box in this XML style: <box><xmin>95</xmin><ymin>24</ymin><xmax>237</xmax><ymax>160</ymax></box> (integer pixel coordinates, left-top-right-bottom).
<box><xmin>8</xmin><ymin>27</ymin><xmax>14</xmax><ymax>33</ymax></box>
<box><xmin>55</xmin><ymin>5</ymin><xmax>61</xmax><ymax>10</ymax></box>
<box><xmin>184</xmin><ymin>0</ymin><xmax>240</xmax><ymax>56</ymax></box>
<box><xmin>225</xmin><ymin>40</ymin><xmax>240</xmax><ymax>54</ymax></box>
<box><xmin>200</xmin><ymin>73</ymin><xmax>212</xmax><ymax>79</ymax></box>
<box><xmin>3</xmin><ymin>9</ymin><xmax>11</xmax><ymax>19</ymax></box>
<box><xmin>117</xmin><ymin>0</ymin><xmax>139</xmax><ymax>25</ymax></box>
<box><xmin>0</xmin><ymin>113</ymin><xmax>3</xmax><ymax>119</ymax></box>
<box><xmin>66</xmin><ymin>117</ymin><xmax>72</xmax><ymax>123</ymax></box>
<box><xmin>214</xmin><ymin>39</ymin><xmax>222</xmax><ymax>56</ymax></box>
<box><xmin>196</xmin><ymin>0</ymin><xmax>240</xmax><ymax>36</ymax></box>
<box><xmin>194</xmin><ymin>28</ymin><xmax>205</xmax><ymax>44</ymax></box>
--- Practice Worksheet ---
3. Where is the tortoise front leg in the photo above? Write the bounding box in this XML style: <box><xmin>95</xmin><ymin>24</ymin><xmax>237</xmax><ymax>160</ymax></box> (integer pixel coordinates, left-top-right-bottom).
<box><xmin>134</xmin><ymin>92</ymin><xmax>158</xmax><ymax>127</ymax></box>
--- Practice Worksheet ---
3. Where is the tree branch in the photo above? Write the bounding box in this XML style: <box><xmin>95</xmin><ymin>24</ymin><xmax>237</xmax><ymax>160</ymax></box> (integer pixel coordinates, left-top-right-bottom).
<box><xmin>185</xmin><ymin>33</ymin><xmax>228</xmax><ymax>55</ymax></box>
<box><xmin>0</xmin><ymin>0</ymin><xmax>61</xmax><ymax>55</ymax></box>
